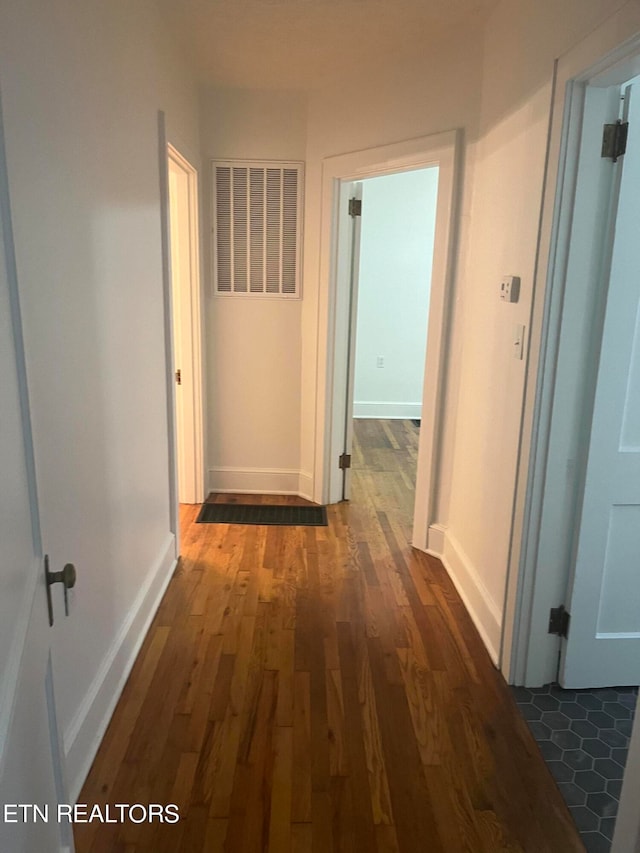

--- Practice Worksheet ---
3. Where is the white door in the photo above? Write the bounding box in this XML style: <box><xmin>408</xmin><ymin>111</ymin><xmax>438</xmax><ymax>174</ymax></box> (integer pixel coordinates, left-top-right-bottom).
<box><xmin>561</xmin><ymin>81</ymin><xmax>640</xmax><ymax>688</ymax></box>
<box><xmin>168</xmin><ymin>146</ymin><xmax>203</xmax><ymax>505</ymax></box>
<box><xmin>0</xmin><ymin>98</ymin><xmax>72</xmax><ymax>852</ymax></box>
<box><xmin>327</xmin><ymin>181</ymin><xmax>363</xmax><ymax>502</ymax></box>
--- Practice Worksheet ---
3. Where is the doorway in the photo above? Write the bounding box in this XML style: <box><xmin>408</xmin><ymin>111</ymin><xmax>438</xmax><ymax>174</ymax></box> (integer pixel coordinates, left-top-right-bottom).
<box><xmin>343</xmin><ymin>168</ymin><xmax>439</xmax><ymax>531</ymax></box>
<box><xmin>316</xmin><ymin>131</ymin><xmax>459</xmax><ymax>554</ymax></box>
<box><xmin>167</xmin><ymin>145</ymin><xmax>204</xmax><ymax>510</ymax></box>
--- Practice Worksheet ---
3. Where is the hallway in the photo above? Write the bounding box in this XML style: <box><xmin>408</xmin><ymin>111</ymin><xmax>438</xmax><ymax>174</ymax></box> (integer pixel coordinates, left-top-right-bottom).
<box><xmin>75</xmin><ymin>421</ymin><xmax>582</xmax><ymax>852</ymax></box>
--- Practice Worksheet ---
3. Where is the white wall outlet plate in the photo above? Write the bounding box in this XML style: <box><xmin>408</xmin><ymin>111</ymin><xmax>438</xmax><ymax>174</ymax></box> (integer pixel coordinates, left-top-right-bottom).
<box><xmin>500</xmin><ymin>275</ymin><xmax>521</xmax><ymax>303</ymax></box>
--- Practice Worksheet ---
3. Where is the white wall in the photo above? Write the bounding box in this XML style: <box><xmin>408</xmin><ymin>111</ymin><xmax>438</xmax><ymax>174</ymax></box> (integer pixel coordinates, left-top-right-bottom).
<box><xmin>301</xmin><ymin>14</ymin><xmax>486</xmax><ymax>518</ymax></box>
<box><xmin>353</xmin><ymin>168</ymin><xmax>438</xmax><ymax>420</ymax></box>
<box><xmin>0</xmin><ymin>0</ymin><xmax>199</xmax><ymax>798</ymax></box>
<box><xmin>299</xmin><ymin>0</ymin><xmax>633</xmax><ymax>663</ymax></box>
<box><xmin>439</xmin><ymin>0</ymin><xmax>632</xmax><ymax>659</ymax></box>
<box><xmin>199</xmin><ymin>87</ymin><xmax>309</xmax><ymax>496</ymax></box>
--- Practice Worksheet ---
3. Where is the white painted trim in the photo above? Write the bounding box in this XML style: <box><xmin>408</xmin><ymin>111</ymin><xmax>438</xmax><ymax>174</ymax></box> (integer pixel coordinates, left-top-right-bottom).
<box><xmin>168</xmin><ymin>142</ymin><xmax>205</xmax><ymax>506</ymax></box>
<box><xmin>315</xmin><ymin>131</ymin><xmax>459</xmax><ymax>560</ymax></box>
<box><xmin>504</xmin><ymin>8</ymin><xmax>640</xmax><ymax>685</ymax></box>
<box><xmin>298</xmin><ymin>471</ymin><xmax>314</xmax><ymax>503</ymax></box>
<box><xmin>158</xmin><ymin>112</ymin><xmax>179</xmax><ymax>552</ymax></box>
<box><xmin>64</xmin><ymin>535</ymin><xmax>176</xmax><ymax>802</ymax></box>
<box><xmin>0</xmin><ymin>560</ymin><xmax>39</xmax><ymax>776</ymax></box>
<box><xmin>428</xmin><ymin>529</ymin><xmax>501</xmax><ymax>666</ymax></box>
<box><xmin>353</xmin><ymin>402</ymin><xmax>422</xmax><ymax>419</ymax></box>
<box><xmin>427</xmin><ymin>522</ymin><xmax>447</xmax><ymax>554</ymax></box>
<box><xmin>208</xmin><ymin>467</ymin><xmax>304</xmax><ymax>496</ymax></box>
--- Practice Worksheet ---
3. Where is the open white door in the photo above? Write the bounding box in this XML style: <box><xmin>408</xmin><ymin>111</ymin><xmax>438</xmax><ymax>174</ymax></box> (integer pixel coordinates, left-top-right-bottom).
<box><xmin>327</xmin><ymin>181</ymin><xmax>362</xmax><ymax>502</ymax></box>
<box><xmin>0</xmin><ymin>95</ymin><xmax>72</xmax><ymax>852</ymax></box>
<box><xmin>561</xmin><ymin>81</ymin><xmax>640</xmax><ymax>688</ymax></box>
<box><xmin>168</xmin><ymin>146</ymin><xmax>203</xmax><ymax>506</ymax></box>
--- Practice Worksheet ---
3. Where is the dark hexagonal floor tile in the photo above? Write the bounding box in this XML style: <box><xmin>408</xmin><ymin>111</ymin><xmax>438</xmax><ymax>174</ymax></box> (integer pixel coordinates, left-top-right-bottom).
<box><xmin>603</xmin><ymin>701</ymin><xmax>631</xmax><ymax>719</ymax></box>
<box><xmin>617</xmin><ymin>690</ymin><xmax>638</xmax><ymax>709</ymax></box>
<box><xmin>571</xmin><ymin>719</ymin><xmax>599</xmax><ymax>739</ymax></box>
<box><xmin>541</xmin><ymin>711</ymin><xmax>571</xmax><ymax>730</ymax></box>
<box><xmin>533</xmin><ymin>693</ymin><xmax>560</xmax><ymax>711</ymax></box>
<box><xmin>583</xmin><ymin>739</ymin><xmax>611</xmax><ymax>759</ymax></box>
<box><xmin>549</xmin><ymin>685</ymin><xmax>577</xmax><ymax>701</ymax></box>
<box><xmin>611</xmin><ymin>747</ymin><xmax>628</xmax><ymax>767</ymax></box>
<box><xmin>557</xmin><ymin>701</ymin><xmax>588</xmax><ymax>720</ymax></box>
<box><xmin>594</xmin><ymin>758</ymin><xmax>624</xmax><ymax>780</ymax></box>
<box><xmin>564</xmin><ymin>749</ymin><xmax>594</xmax><ymax>772</ymax></box>
<box><xmin>592</xmin><ymin>688</ymin><xmax>623</xmax><ymax>702</ymax></box>
<box><xmin>586</xmin><ymin>791</ymin><xmax>618</xmax><ymax>818</ymax></box>
<box><xmin>582</xmin><ymin>831</ymin><xmax>613</xmax><ymax>853</ymax></box>
<box><xmin>538</xmin><ymin>740</ymin><xmax>563</xmax><ymax>761</ymax></box>
<box><xmin>615</xmin><ymin>718</ymin><xmax>633</xmax><ymax>737</ymax></box>
<box><xmin>548</xmin><ymin>761</ymin><xmax>574</xmax><ymax>784</ymax></box>
<box><xmin>528</xmin><ymin>720</ymin><xmax>552</xmax><ymax>741</ymax></box>
<box><xmin>587</xmin><ymin>711</ymin><xmax>616</xmax><ymax>729</ymax></box>
<box><xmin>606</xmin><ymin>778</ymin><xmax>622</xmax><ymax>799</ymax></box>
<box><xmin>599</xmin><ymin>728</ymin><xmax>628</xmax><ymax>748</ymax></box>
<box><xmin>529</xmin><ymin>685</ymin><xmax>551</xmax><ymax>695</ymax></box>
<box><xmin>551</xmin><ymin>729</ymin><xmax>581</xmax><ymax>750</ymax></box>
<box><xmin>558</xmin><ymin>781</ymin><xmax>587</xmax><ymax>806</ymax></box>
<box><xmin>519</xmin><ymin>703</ymin><xmax>543</xmax><ymax>721</ymax></box>
<box><xmin>574</xmin><ymin>770</ymin><xmax>606</xmax><ymax>793</ymax></box>
<box><xmin>512</xmin><ymin>686</ymin><xmax>533</xmax><ymax>704</ymax></box>
<box><xmin>599</xmin><ymin>817</ymin><xmax>617</xmax><ymax>842</ymax></box>
<box><xmin>576</xmin><ymin>693</ymin><xmax>603</xmax><ymax>711</ymax></box>
<box><xmin>569</xmin><ymin>805</ymin><xmax>600</xmax><ymax>833</ymax></box>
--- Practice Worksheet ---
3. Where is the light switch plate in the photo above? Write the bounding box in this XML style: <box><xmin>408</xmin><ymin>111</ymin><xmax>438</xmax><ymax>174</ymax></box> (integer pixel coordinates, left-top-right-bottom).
<box><xmin>500</xmin><ymin>275</ymin><xmax>521</xmax><ymax>303</ymax></box>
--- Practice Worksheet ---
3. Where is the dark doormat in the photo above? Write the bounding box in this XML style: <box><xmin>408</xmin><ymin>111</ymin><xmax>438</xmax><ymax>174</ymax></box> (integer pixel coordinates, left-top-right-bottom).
<box><xmin>196</xmin><ymin>503</ymin><xmax>328</xmax><ymax>527</ymax></box>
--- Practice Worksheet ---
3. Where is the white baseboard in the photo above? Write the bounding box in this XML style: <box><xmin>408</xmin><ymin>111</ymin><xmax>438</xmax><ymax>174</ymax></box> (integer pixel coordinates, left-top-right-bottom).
<box><xmin>64</xmin><ymin>534</ymin><xmax>177</xmax><ymax>802</ymax></box>
<box><xmin>427</xmin><ymin>528</ymin><xmax>502</xmax><ymax>666</ymax></box>
<box><xmin>208</xmin><ymin>466</ymin><xmax>302</xmax><ymax>495</ymax></box>
<box><xmin>426</xmin><ymin>522</ymin><xmax>447</xmax><ymax>554</ymax></box>
<box><xmin>298</xmin><ymin>471</ymin><xmax>314</xmax><ymax>502</ymax></box>
<box><xmin>353</xmin><ymin>401</ymin><xmax>422</xmax><ymax>420</ymax></box>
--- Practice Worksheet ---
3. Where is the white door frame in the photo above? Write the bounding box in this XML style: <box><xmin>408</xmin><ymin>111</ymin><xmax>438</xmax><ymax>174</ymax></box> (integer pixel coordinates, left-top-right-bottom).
<box><xmin>158</xmin><ymin>112</ymin><xmax>205</xmax><ymax>555</ymax></box>
<box><xmin>314</xmin><ymin>131</ymin><xmax>459</xmax><ymax>551</ymax></box>
<box><xmin>503</xmin><ymin>8</ymin><xmax>640</xmax><ymax>687</ymax></box>
<box><xmin>167</xmin><ymin>142</ymin><xmax>205</xmax><ymax>507</ymax></box>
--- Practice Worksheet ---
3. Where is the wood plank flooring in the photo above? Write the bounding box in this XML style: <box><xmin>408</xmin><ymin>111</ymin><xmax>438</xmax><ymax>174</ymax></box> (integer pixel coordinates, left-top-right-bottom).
<box><xmin>75</xmin><ymin>419</ymin><xmax>583</xmax><ymax>852</ymax></box>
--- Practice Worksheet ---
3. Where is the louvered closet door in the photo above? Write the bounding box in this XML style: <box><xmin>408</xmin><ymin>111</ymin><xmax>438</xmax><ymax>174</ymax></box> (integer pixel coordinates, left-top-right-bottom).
<box><xmin>213</xmin><ymin>161</ymin><xmax>303</xmax><ymax>297</ymax></box>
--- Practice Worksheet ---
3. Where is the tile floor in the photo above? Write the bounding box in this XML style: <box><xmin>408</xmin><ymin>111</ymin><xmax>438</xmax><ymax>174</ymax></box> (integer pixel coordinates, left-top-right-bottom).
<box><xmin>512</xmin><ymin>684</ymin><xmax>637</xmax><ymax>853</ymax></box>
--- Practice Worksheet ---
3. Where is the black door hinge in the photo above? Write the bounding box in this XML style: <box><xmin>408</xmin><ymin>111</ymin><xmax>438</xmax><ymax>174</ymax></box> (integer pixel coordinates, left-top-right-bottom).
<box><xmin>348</xmin><ymin>198</ymin><xmax>362</xmax><ymax>217</ymax></box>
<box><xmin>602</xmin><ymin>120</ymin><xmax>629</xmax><ymax>162</ymax></box>
<box><xmin>339</xmin><ymin>453</ymin><xmax>351</xmax><ymax>470</ymax></box>
<box><xmin>548</xmin><ymin>605</ymin><xmax>570</xmax><ymax>638</ymax></box>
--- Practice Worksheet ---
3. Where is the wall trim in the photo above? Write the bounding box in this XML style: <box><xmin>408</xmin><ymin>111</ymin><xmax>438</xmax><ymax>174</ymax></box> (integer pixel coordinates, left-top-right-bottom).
<box><xmin>208</xmin><ymin>466</ymin><xmax>303</xmax><ymax>495</ymax></box>
<box><xmin>298</xmin><ymin>471</ymin><xmax>314</xmax><ymax>502</ymax></box>
<box><xmin>64</xmin><ymin>534</ymin><xmax>177</xmax><ymax>802</ymax></box>
<box><xmin>353</xmin><ymin>402</ymin><xmax>422</xmax><ymax>420</ymax></box>
<box><xmin>428</xmin><ymin>528</ymin><xmax>501</xmax><ymax>665</ymax></box>
<box><xmin>426</xmin><ymin>522</ymin><xmax>447</xmax><ymax>554</ymax></box>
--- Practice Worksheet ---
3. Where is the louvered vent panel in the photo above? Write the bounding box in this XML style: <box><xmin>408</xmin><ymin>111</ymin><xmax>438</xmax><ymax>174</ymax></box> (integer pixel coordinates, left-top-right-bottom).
<box><xmin>282</xmin><ymin>169</ymin><xmax>298</xmax><ymax>295</ymax></box>
<box><xmin>232</xmin><ymin>167</ymin><xmax>248</xmax><ymax>292</ymax></box>
<box><xmin>213</xmin><ymin>160</ymin><xmax>303</xmax><ymax>298</ymax></box>
<box><xmin>215</xmin><ymin>167</ymin><xmax>232</xmax><ymax>292</ymax></box>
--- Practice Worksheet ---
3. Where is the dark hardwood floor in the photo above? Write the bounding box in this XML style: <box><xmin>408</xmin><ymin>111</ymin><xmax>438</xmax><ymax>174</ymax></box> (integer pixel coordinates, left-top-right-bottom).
<box><xmin>75</xmin><ymin>419</ymin><xmax>583</xmax><ymax>852</ymax></box>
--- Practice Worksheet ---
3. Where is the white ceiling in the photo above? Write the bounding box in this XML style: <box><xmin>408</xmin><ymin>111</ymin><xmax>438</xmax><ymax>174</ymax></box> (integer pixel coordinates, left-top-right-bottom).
<box><xmin>158</xmin><ymin>0</ymin><xmax>498</xmax><ymax>90</ymax></box>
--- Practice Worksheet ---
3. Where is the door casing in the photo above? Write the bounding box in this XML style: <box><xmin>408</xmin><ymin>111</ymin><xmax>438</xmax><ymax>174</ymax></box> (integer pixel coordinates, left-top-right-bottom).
<box><xmin>167</xmin><ymin>143</ymin><xmax>205</xmax><ymax>507</ymax></box>
<box><xmin>504</xmin><ymin>16</ymin><xmax>640</xmax><ymax>690</ymax></box>
<box><xmin>315</xmin><ymin>131</ymin><xmax>459</xmax><ymax>552</ymax></box>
